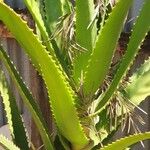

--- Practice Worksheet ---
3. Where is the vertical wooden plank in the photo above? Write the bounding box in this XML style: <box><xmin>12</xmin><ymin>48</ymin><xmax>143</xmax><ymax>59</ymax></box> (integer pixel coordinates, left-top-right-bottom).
<box><xmin>0</xmin><ymin>97</ymin><xmax>5</xmax><ymax>126</ymax></box>
<box><xmin>29</xmin><ymin>66</ymin><xmax>53</xmax><ymax>149</ymax></box>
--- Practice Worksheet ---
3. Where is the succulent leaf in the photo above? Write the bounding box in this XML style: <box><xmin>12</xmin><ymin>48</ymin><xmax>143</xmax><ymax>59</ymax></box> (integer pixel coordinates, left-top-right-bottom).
<box><xmin>43</xmin><ymin>0</ymin><xmax>63</xmax><ymax>33</ymax></box>
<box><xmin>61</xmin><ymin>0</ymin><xmax>72</xmax><ymax>14</ymax></box>
<box><xmin>0</xmin><ymin>70</ymin><xmax>29</xmax><ymax>150</ymax></box>
<box><xmin>24</xmin><ymin>0</ymin><xmax>70</xmax><ymax>76</ymax></box>
<box><xmin>126</xmin><ymin>57</ymin><xmax>150</xmax><ymax>105</ymax></box>
<box><xmin>96</xmin><ymin>57</ymin><xmax>150</xmax><ymax>145</ymax></box>
<box><xmin>0</xmin><ymin>134</ymin><xmax>20</xmax><ymax>150</ymax></box>
<box><xmin>95</xmin><ymin>0</ymin><xmax>150</xmax><ymax>114</ymax></box>
<box><xmin>0</xmin><ymin>46</ymin><xmax>54</xmax><ymax>150</ymax></box>
<box><xmin>24</xmin><ymin>0</ymin><xmax>56</xmax><ymax>59</ymax></box>
<box><xmin>83</xmin><ymin>0</ymin><xmax>133</xmax><ymax>96</ymax></box>
<box><xmin>73</xmin><ymin>0</ymin><xmax>97</xmax><ymax>84</ymax></box>
<box><xmin>100</xmin><ymin>132</ymin><xmax>150</xmax><ymax>150</ymax></box>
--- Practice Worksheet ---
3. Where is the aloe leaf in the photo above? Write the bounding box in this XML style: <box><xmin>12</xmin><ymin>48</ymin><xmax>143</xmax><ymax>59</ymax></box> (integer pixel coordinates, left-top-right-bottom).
<box><xmin>24</xmin><ymin>0</ymin><xmax>66</xmax><ymax>71</ymax></box>
<box><xmin>61</xmin><ymin>0</ymin><xmax>71</xmax><ymax>14</ymax></box>
<box><xmin>41</xmin><ymin>0</ymin><xmax>72</xmax><ymax>75</ymax></box>
<box><xmin>43</xmin><ymin>0</ymin><xmax>63</xmax><ymax>33</ymax></box>
<box><xmin>96</xmin><ymin>58</ymin><xmax>150</xmax><ymax>144</ymax></box>
<box><xmin>100</xmin><ymin>132</ymin><xmax>150</xmax><ymax>150</ymax></box>
<box><xmin>0</xmin><ymin>2</ymin><xmax>60</xmax><ymax>77</ymax></box>
<box><xmin>96</xmin><ymin>58</ymin><xmax>150</xmax><ymax>142</ymax></box>
<box><xmin>130</xmin><ymin>57</ymin><xmax>150</xmax><ymax>79</ymax></box>
<box><xmin>83</xmin><ymin>0</ymin><xmax>133</xmax><ymax>96</ymax></box>
<box><xmin>0</xmin><ymin>70</ymin><xmax>29</xmax><ymax>150</ymax></box>
<box><xmin>0</xmin><ymin>4</ymin><xmax>41</xmax><ymax>73</ymax></box>
<box><xmin>95</xmin><ymin>58</ymin><xmax>150</xmax><ymax>144</ymax></box>
<box><xmin>125</xmin><ymin>57</ymin><xmax>150</xmax><ymax>104</ymax></box>
<box><xmin>126</xmin><ymin>71</ymin><xmax>150</xmax><ymax>103</ymax></box>
<box><xmin>73</xmin><ymin>0</ymin><xmax>97</xmax><ymax>83</ymax></box>
<box><xmin>0</xmin><ymin>134</ymin><xmax>20</xmax><ymax>150</ymax></box>
<box><xmin>24</xmin><ymin>0</ymin><xmax>71</xmax><ymax>76</ymax></box>
<box><xmin>0</xmin><ymin>3</ymin><xmax>88</xmax><ymax>148</ymax></box>
<box><xmin>40</xmin><ymin>55</ymin><xmax>89</xmax><ymax>149</ymax></box>
<box><xmin>23</xmin><ymin>0</ymin><xmax>56</xmax><ymax>59</ymax></box>
<box><xmin>43</xmin><ymin>0</ymin><xmax>71</xmax><ymax>33</ymax></box>
<box><xmin>0</xmin><ymin>46</ymin><xmax>54</xmax><ymax>150</ymax></box>
<box><xmin>95</xmin><ymin>0</ymin><xmax>150</xmax><ymax>114</ymax></box>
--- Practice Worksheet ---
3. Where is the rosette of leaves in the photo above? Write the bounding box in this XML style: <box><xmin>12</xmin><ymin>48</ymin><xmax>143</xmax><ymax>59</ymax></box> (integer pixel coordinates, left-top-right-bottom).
<box><xmin>0</xmin><ymin>0</ymin><xmax>150</xmax><ymax>149</ymax></box>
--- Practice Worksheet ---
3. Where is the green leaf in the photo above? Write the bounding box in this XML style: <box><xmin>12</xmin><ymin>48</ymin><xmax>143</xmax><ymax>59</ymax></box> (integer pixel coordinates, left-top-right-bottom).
<box><xmin>73</xmin><ymin>0</ymin><xmax>97</xmax><ymax>83</ymax></box>
<box><xmin>39</xmin><ymin>0</ymin><xmax>72</xmax><ymax>76</ymax></box>
<box><xmin>126</xmin><ymin>57</ymin><xmax>150</xmax><ymax>104</ymax></box>
<box><xmin>61</xmin><ymin>0</ymin><xmax>72</xmax><ymax>15</ymax></box>
<box><xmin>100</xmin><ymin>132</ymin><xmax>150</xmax><ymax>150</ymax></box>
<box><xmin>24</xmin><ymin>0</ymin><xmax>56</xmax><ymax>60</ymax></box>
<box><xmin>83</xmin><ymin>0</ymin><xmax>133</xmax><ymax>96</ymax></box>
<box><xmin>0</xmin><ymin>5</ymin><xmax>41</xmax><ymax>73</ymax></box>
<box><xmin>0</xmin><ymin>46</ymin><xmax>54</xmax><ymax>150</ymax></box>
<box><xmin>24</xmin><ymin>0</ymin><xmax>68</xmax><ymax>75</ymax></box>
<box><xmin>0</xmin><ymin>3</ymin><xmax>88</xmax><ymax>148</ymax></box>
<box><xmin>0</xmin><ymin>134</ymin><xmax>20</xmax><ymax>150</ymax></box>
<box><xmin>95</xmin><ymin>58</ymin><xmax>150</xmax><ymax>143</ymax></box>
<box><xmin>40</xmin><ymin>56</ymin><xmax>89</xmax><ymax>149</ymax></box>
<box><xmin>130</xmin><ymin>57</ymin><xmax>150</xmax><ymax>79</ymax></box>
<box><xmin>96</xmin><ymin>58</ymin><xmax>150</xmax><ymax>144</ymax></box>
<box><xmin>0</xmin><ymin>70</ymin><xmax>29</xmax><ymax>150</ymax></box>
<box><xmin>43</xmin><ymin>0</ymin><xmax>63</xmax><ymax>33</ymax></box>
<box><xmin>95</xmin><ymin>0</ymin><xmax>150</xmax><ymax>114</ymax></box>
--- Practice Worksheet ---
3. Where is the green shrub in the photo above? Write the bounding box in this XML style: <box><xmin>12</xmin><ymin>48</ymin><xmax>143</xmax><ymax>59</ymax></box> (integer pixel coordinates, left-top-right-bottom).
<box><xmin>0</xmin><ymin>0</ymin><xmax>150</xmax><ymax>149</ymax></box>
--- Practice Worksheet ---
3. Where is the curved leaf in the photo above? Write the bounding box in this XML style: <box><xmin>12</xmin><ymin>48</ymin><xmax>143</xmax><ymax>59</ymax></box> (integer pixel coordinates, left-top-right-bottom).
<box><xmin>24</xmin><ymin>0</ymin><xmax>56</xmax><ymax>59</ymax></box>
<box><xmin>100</xmin><ymin>132</ymin><xmax>150</xmax><ymax>150</ymax></box>
<box><xmin>73</xmin><ymin>0</ymin><xmax>97</xmax><ymax>83</ymax></box>
<box><xmin>0</xmin><ymin>3</ymin><xmax>88</xmax><ymax>148</ymax></box>
<box><xmin>0</xmin><ymin>134</ymin><xmax>20</xmax><ymax>150</ymax></box>
<box><xmin>129</xmin><ymin>57</ymin><xmax>150</xmax><ymax>79</ymax></box>
<box><xmin>24</xmin><ymin>0</ymin><xmax>69</xmax><ymax>76</ymax></box>
<box><xmin>83</xmin><ymin>0</ymin><xmax>133</xmax><ymax>96</ymax></box>
<box><xmin>126</xmin><ymin>57</ymin><xmax>150</xmax><ymax>104</ymax></box>
<box><xmin>96</xmin><ymin>57</ymin><xmax>150</xmax><ymax>144</ymax></box>
<box><xmin>0</xmin><ymin>46</ymin><xmax>54</xmax><ymax>150</ymax></box>
<box><xmin>95</xmin><ymin>0</ymin><xmax>150</xmax><ymax>114</ymax></box>
<box><xmin>61</xmin><ymin>0</ymin><xmax>71</xmax><ymax>15</ymax></box>
<box><xmin>0</xmin><ymin>70</ymin><xmax>29</xmax><ymax>150</ymax></box>
<box><xmin>43</xmin><ymin>0</ymin><xmax>63</xmax><ymax>33</ymax></box>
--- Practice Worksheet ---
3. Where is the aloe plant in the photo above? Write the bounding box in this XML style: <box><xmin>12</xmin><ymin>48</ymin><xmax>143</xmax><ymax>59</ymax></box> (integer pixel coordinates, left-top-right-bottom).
<box><xmin>0</xmin><ymin>0</ymin><xmax>150</xmax><ymax>149</ymax></box>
